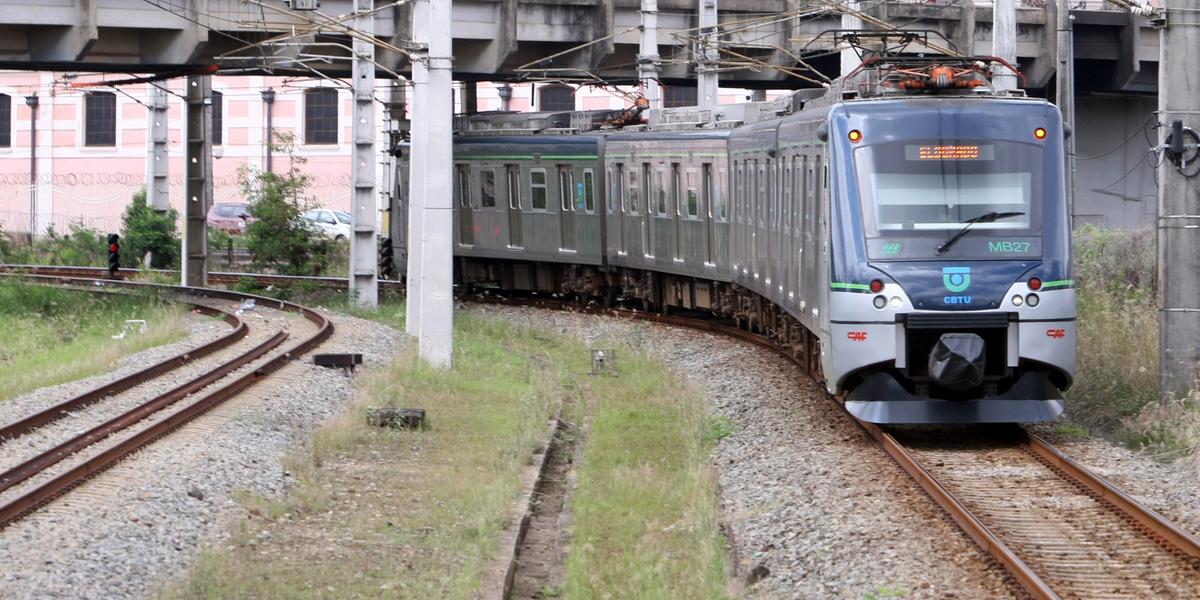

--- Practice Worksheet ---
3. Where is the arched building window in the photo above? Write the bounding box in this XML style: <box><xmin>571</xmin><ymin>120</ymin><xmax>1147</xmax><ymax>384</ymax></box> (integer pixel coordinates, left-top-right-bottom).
<box><xmin>85</xmin><ymin>91</ymin><xmax>116</xmax><ymax>146</ymax></box>
<box><xmin>0</xmin><ymin>94</ymin><xmax>10</xmax><ymax>148</ymax></box>
<box><xmin>663</xmin><ymin>86</ymin><xmax>698</xmax><ymax>108</ymax></box>
<box><xmin>538</xmin><ymin>85</ymin><xmax>575</xmax><ymax>112</ymax></box>
<box><xmin>304</xmin><ymin>88</ymin><xmax>339</xmax><ymax>145</ymax></box>
<box><xmin>211</xmin><ymin>91</ymin><xmax>223</xmax><ymax>146</ymax></box>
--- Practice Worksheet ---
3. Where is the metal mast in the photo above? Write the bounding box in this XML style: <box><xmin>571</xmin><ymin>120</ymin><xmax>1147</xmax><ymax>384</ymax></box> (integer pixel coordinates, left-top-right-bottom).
<box><xmin>992</xmin><ymin>0</ymin><xmax>1019</xmax><ymax>93</ymax></box>
<box><xmin>639</xmin><ymin>0</ymin><xmax>662</xmax><ymax>109</ymax></box>
<box><xmin>697</xmin><ymin>0</ymin><xmax>719</xmax><ymax>109</ymax></box>
<box><xmin>350</xmin><ymin>0</ymin><xmax>379</xmax><ymax>308</ymax></box>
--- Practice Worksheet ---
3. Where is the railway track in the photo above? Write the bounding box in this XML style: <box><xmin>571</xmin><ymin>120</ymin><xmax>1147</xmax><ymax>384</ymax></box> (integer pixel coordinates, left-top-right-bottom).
<box><xmin>4</xmin><ymin>264</ymin><xmax>1200</xmax><ymax>598</ymax></box>
<box><xmin>0</xmin><ymin>272</ymin><xmax>332</xmax><ymax>529</ymax></box>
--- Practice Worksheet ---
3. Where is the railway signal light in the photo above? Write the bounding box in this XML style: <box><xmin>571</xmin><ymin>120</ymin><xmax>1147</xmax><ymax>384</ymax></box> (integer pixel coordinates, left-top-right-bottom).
<box><xmin>107</xmin><ymin>234</ymin><xmax>119</xmax><ymax>276</ymax></box>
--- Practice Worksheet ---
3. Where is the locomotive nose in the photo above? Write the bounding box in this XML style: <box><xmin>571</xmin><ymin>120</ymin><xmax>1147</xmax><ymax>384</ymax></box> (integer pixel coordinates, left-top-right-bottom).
<box><xmin>927</xmin><ymin>333</ymin><xmax>986</xmax><ymax>391</ymax></box>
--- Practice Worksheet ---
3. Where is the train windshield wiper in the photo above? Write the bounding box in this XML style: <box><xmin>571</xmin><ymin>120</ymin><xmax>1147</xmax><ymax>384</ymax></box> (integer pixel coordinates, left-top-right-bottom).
<box><xmin>934</xmin><ymin>211</ymin><xmax>1026</xmax><ymax>255</ymax></box>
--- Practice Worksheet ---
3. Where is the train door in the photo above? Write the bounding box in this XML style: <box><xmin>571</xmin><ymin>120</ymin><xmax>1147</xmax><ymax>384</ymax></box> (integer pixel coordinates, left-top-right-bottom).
<box><xmin>702</xmin><ymin>163</ymin><xmax>714</xmax><ymax>265</ymax></box>
<box><xmin>558</xmin><ymin>165</ymin><xmax>576</xmax><ymax>251</ymax></box>
<box><xmin>671</xmin><ymin>163</ymin><xmax>682</xmax><ymax>261</ymax></box>
<box><xmin>506</xmin><ymin>165</ymin><xmax>522</xmax><ymax>248</ymax></box>
<box><xmin>456</xmin><ymin>164</ymin><xmax>474</xmax><ymax>246</ymax></box>
<box><xmin>613</xmin><ymin>164</ymin><xmax>626</xmax><ymax>254</ymax></box>
<box><xmin>641</xmin><ymin>163</ymin><xmax>652</xmax><ymax>257</ymax></box>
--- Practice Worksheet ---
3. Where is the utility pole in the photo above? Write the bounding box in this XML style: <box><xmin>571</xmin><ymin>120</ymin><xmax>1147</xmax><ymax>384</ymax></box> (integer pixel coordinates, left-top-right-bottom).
<box><xmin>24</xmin><ymin>94</ymin><xmax>37</xmax><ymax>243</ymax></box>
<box><xmin>639</xmin><ymin>0</ymin><xmax>662</xmax><ymax>109</ymax></box>
<box><xmin>1157</xmin><ymin>0</ymin><xmax>1200</xmax><ymax>400</ymax></box>
<box><xmin>146</xmin><ymin>84</ymin><xmax>170</xmax><ymax>212</ymax></box>
<box><xmin>697</xmin><ymin>0</ymin><xmax>718</xmax><ymax>109</ymax></box>
<box><xmin>182</xmin><ymin>76</ymin><xmax>213</xmax><ymax>287</ymax></box>
<box><xmin>414</xmin><ymin>0</ymin><xmax>454</xmax><ymax>367</ymax></box>
<box><xmin>1055</xmin><ymin>0</ymin><xmax>1076</xmax><ymax>219</ymax></box>
<box><xmin>991</xmin><ymin>0</ymin><xmax>1018</xmax><ymax>93</ymax></box>
<box><xmin>406</xmin><ymin>0</ymin><xmax>429</xmax><ymax>337</ymax></box>
<box><xmin>349</xmin><ymin>0</ymin><xmax>379</xmax><ymax>308</ymax></box>
<box><xmin>261</xmin><ymin>88</ymin><xmax>275</xmax><ymax>173</ymax></box>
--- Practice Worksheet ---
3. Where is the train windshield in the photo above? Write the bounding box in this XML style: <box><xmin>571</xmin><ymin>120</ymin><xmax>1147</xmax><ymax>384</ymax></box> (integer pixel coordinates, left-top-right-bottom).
<box><xmin>854</xmin><ymin>140</ymin><xmax>1044</xmax><ymax>260</ymax></box>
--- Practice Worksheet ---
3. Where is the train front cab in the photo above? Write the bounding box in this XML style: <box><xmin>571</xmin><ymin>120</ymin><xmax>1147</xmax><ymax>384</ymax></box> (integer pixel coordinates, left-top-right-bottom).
<box><xmin>823</xmin><ymin>98</ymin><xmax>1076</xmax><ymax>424</ymax></box>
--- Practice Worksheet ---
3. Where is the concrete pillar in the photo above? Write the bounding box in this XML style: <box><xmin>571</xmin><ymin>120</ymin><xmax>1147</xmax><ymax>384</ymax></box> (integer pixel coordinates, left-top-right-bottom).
<box><xmin>840</xmin><ymin>1</ymin><xmax>862</xmax><ymax>77</ymax></box>
<box><xmin>146</xmin><ymin>84</ymin><xmax>170</xmax><ymax>211</ymax></box>
<box><xmin>183</xmin><ymin>75</ymin><xmax>213</xmax><ymax>287</ymax></box>
<box><xmin>387</xmin><ymin>83</ymin><xmax>407</xmax><ymax>276</ymax></box>
<box><xmin>639</xmin><ymin>0</ymin><xmax>662</xmax><ymax>109</ymax></box>
<box><xmin>498</xmin><ymin>84</ymin><xmax>513</xmax><ymax>111</ymax></box>
<box><xmin>416</xmin><ymin>0</ymin><xmax>455</xmax><ymax>367</ymax></box>
<box><xmin>991</xmin><ymin>0</ymin><xmax>1018</xmax><ymax>93</ymax></box>
<box><xmin>406</xmin><ymin>0</ymin><xmax>430</xmax><ymax>336</ymax></box>
<box><xmin>697</xmin><ymin>0</ymin><xmax>719</xmax><ymax>109</ymax></box>
<box><xmin>462</xmin><ymin>80</ymin><xmax>478</xmax><ymax>114</ymax></box>
<box><xmin>1157</xmin><ymin>0</ymin><xmax>1200</xmax><ymax>399</ymax></box>
<box><xmin>350</xmin><ymin>0</ymin><xmax>379</xmax><ymax>308</ymax></box>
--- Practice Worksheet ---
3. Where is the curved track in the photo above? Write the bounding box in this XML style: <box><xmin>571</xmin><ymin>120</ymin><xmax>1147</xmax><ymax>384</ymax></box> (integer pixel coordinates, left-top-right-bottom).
<box><xmin>3</xmin><ymin>265</ymin><xmax>1200</xmax><ymax>598</ymax></box>
<box><xmin>0</xmin><ymin>272</ymin><xmax>333</xmax><ymax>529</ymax></box>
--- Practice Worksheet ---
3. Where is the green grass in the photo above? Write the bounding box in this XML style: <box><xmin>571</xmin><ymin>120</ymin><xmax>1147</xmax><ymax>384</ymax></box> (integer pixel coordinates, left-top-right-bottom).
<box><xmin>1066</xmin><ymin>225</ymin><xmax>1200</xmax><ymax>456</ymax></box>
<box><xmin>563</xmin><ymin>350</ymin><xmax>730</xmax><ymax>598</ymax></box>
<box><xmin>163</xmin><ymin>303</ymin><xmax>729</xmax><ymax>599</ymax></box>
<box><xmin>0</xmin><ymin>280</ymin><xmax>186</xmax><ymax>402</ymax></box>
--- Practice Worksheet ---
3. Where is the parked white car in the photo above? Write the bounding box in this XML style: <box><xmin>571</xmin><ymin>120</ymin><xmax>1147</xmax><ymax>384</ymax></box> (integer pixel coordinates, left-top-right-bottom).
<box><xmin>302</xmin><ymin>209</ymin><xmax>352</xmax><ymax>241</ymax></box>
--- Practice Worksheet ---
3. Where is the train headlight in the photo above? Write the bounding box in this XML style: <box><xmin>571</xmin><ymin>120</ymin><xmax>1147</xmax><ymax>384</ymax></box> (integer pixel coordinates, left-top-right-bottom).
<box><xmin>1012</xmin><ymin>294</ymin><xmax>1024</xmax><ymax>307</ymax></box>
<box><xmin>889</xmin><ymin>296</ymin><xmax>903</xmax><ymax>309</ymax></box>
<box><xmin>1034</xmin><ymin>127</ymin><xmax>1047</xmax><ymax>140</ymax></box>
<box><xmin>873</xmin><ymin>295</ymin><xmax>887</xmax><ymax>309</ymax></box>
<box><xmin>1026</xmin><ymin>293</ymin><xmax>1040</xmax><ymax>307</ymax></box>
<box><xmin>848</xmin><ymin>129</ymin><xmax>863</xmax><ymax>143</ymax></box>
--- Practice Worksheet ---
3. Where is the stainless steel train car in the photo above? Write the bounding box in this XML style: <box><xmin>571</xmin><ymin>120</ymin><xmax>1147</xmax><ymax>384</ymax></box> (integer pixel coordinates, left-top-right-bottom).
<box><xmin>406</xmin><ymin>84</ymin><xmax>1075</xmax><ymax>425</ymax></box>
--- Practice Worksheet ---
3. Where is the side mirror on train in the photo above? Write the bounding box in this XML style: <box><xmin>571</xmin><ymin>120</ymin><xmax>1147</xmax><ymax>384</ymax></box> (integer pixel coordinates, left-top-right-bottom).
<box><xmin>817</xmin><ymin>123</ymin><xmax>829</xmax><ymax>142</ymax></box>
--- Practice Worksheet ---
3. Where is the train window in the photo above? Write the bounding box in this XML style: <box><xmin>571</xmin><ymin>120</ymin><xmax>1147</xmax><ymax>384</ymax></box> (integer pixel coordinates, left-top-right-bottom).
<box><xmin>629</xmin><ymin>166</ymin><xmax>641</xmax><ymax>214</ymax></box>
<box><xmin>642</xmin><ymin>164</ymin><xmax>653</xmax><ymax>214</ymax></box>
<box><xmin>583</xmin><ymin>169</ymin><xmax>596</xmax><ymax>213</ymax></box>
<box><xmin>757</xmin><ymin>163</ymin><xmax>766</xmax><ymax>227</ymax></box>
<box><xmin>614</xmin><ymin>164</ymin><xmax>626</xmax><ymax>213</ymax></box>
<box><xmin>655</xmin><ymin>168</ymin><xmax>667</xmax><ymax>216</ymax></box>
<box><xmin>456</xmin><ymin>165</ymin><xmax>471</xmax><ymax>208</ymax></box>
<box><xmin>671</xmin><ymin>163</ymin><xmax>682</xmax><ymax>216</ymax></box>
<box><xmin>559</xmin><ymin>167</ymin><xmax>574</xmax><ymax>212</ymax></box>
<box><xmin>783</xmin><ymin>162</ymin><xmax>792</xmax><ymax>232</ymax></box>
<box><xmin>716</xmin><ymin>166</ymin><xmax>727</xmax><ymax>221</ymax></box>
<box><xmin>606</xmin><ymin>168</ymin><xmax>615</xmax><ymax>214</ymax></box>
<box><xmin>507</xmin><ymin>166</ymin><xmax>521</xmax><ymax>209</ymax></box>
<box><xmin>530</xmin><ymin>169</ymin><xmax>548</xmax><ymax>211</ymax></box>
<box><xmin>686</xmin><ymin>169</ymin><xmax>699</xmax><ymax>218</ymax></box>
<box><xmin>480</xmin><ymin>169</ymin><xmax>496</xmax><ymax>208</ymax></box>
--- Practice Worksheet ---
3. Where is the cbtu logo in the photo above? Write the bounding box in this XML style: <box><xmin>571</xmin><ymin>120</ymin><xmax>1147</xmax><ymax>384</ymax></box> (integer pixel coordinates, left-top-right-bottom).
<box><xmin>943</xmin><ymin>267</ymin><xmax>971</xmax><ymax>292</ymax></box>
<box><xmin>942</xmin><ymin>266</ymin><xmax>972</xmax><ymax>304</ymax></box>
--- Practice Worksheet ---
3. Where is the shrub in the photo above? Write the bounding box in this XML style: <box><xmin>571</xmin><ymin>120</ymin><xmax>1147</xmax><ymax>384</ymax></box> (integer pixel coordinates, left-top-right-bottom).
<box><xmin>120</xmin><ymin>188</ymin><xmax>181</xmax><ymax>269</ymax></box>
<box><xmin>239</xmin><ymin>133</ymin><xmax>335</xmax><ymax>276</ymax></box>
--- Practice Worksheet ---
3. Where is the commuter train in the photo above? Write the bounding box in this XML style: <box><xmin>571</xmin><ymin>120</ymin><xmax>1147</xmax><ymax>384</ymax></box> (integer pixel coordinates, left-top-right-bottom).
<box><xmin>402</xmin><ymin>78</ymin><xmax>1075</xmax><ymax>425</ymax></box>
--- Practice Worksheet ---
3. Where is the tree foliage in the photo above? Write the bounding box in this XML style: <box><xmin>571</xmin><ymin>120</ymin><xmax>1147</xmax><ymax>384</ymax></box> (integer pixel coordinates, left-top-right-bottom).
<box><xmin>239</xmin><ymin>133</ymin><xmax>334</xmax><ymax>276</ymax></box>
<box><xmin>120</xmin><ymin>188</ymin><xmax>181</xmax><ymax>269</ymax></box>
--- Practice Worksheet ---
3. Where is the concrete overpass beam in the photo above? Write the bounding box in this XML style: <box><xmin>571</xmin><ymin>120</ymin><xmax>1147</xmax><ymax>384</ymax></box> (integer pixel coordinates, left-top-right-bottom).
<box><xmin>28</xmin><ymin>0</ymin><xmax>97</xmax><ymax>62</ymax></box>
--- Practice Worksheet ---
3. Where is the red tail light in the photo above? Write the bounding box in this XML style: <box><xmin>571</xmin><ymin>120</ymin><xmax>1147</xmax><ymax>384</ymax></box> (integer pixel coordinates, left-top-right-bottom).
<box><xmin>869</xmin><ymin>280</ymin><xmax>884</xmax><ymax>293</ymax></box>
<box><xmin>1028</xmin><ymin>277</ymin><xmax>1042</xmax><ymax>291</ymax></box>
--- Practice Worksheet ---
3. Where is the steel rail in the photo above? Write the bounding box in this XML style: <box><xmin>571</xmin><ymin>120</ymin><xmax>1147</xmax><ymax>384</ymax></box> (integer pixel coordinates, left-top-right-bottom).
<box><xmin>0</xmin><ymin>273</ymin><xmax>333</xmax><ymax>529</ymax></box>
<box><xmin>0</xmin><ymin>331</ymin><xmax>289</xmax><ymax>496</ymax></box>
<box><xmin>0</xmin><ymin>303</ymin><xmax>247</xmax><ymax>443</ymax></box>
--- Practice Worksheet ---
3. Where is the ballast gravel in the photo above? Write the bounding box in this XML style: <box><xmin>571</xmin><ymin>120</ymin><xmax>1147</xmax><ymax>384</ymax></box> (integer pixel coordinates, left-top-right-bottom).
<box><xmin>471</xmin><ymin>304</ymin><xmax>1018</xmax><ymax>599</ymax></box>
<box><xmin>0</xmin><ymin>307</ymin><xmax>404</xmax><ymax>600</ymax></box>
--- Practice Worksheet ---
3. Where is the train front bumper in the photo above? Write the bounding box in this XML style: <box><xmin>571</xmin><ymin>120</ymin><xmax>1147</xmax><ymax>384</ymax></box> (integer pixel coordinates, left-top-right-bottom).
<box><xmin>844</xmin><ymin>370</ymin><xmax>1064</xmax><ymax>424</ymax></box>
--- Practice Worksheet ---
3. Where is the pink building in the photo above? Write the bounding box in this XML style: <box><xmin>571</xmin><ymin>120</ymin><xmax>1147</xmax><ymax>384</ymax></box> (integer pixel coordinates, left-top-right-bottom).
<box><xmin>0</xmin><ymin>71</ymin><xmax>770</xmax><ymax>236</ymax></box>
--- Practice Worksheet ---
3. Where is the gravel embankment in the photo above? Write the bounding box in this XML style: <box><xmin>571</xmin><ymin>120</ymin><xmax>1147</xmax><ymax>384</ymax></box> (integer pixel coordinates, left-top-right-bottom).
<box><xmin>1031</xmin><ymin>426</ymin><xmax>1200</xmax><ymax>542</ymax></box>
<box><xmin>471</xmin><ymin>305</ymin><xmax>1017</xmax><ymax>599</ymax></box>
<box><xmin>0</xmin><ymin>307</ymin><xmax>404</xmax><ymax>600</ymax></box>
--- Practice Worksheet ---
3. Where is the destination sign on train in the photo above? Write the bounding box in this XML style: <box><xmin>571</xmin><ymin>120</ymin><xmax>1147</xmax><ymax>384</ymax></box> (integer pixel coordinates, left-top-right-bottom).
<box><xmin>905</xmin><ymin>145</ymin><xmax>995</xmax><ymax>161</ymax></box>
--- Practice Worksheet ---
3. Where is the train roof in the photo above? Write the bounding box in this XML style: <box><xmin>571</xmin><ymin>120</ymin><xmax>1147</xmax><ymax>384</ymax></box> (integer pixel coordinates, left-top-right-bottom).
<box><xmin>605</xmin><ymin>129</ymin><xmax>732</xmax><ymax>142</ymax></box>
<box><xmin>453</xmin><ymin>134</ymin><xmax>603</xmax><ymax>147</ymax></box>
